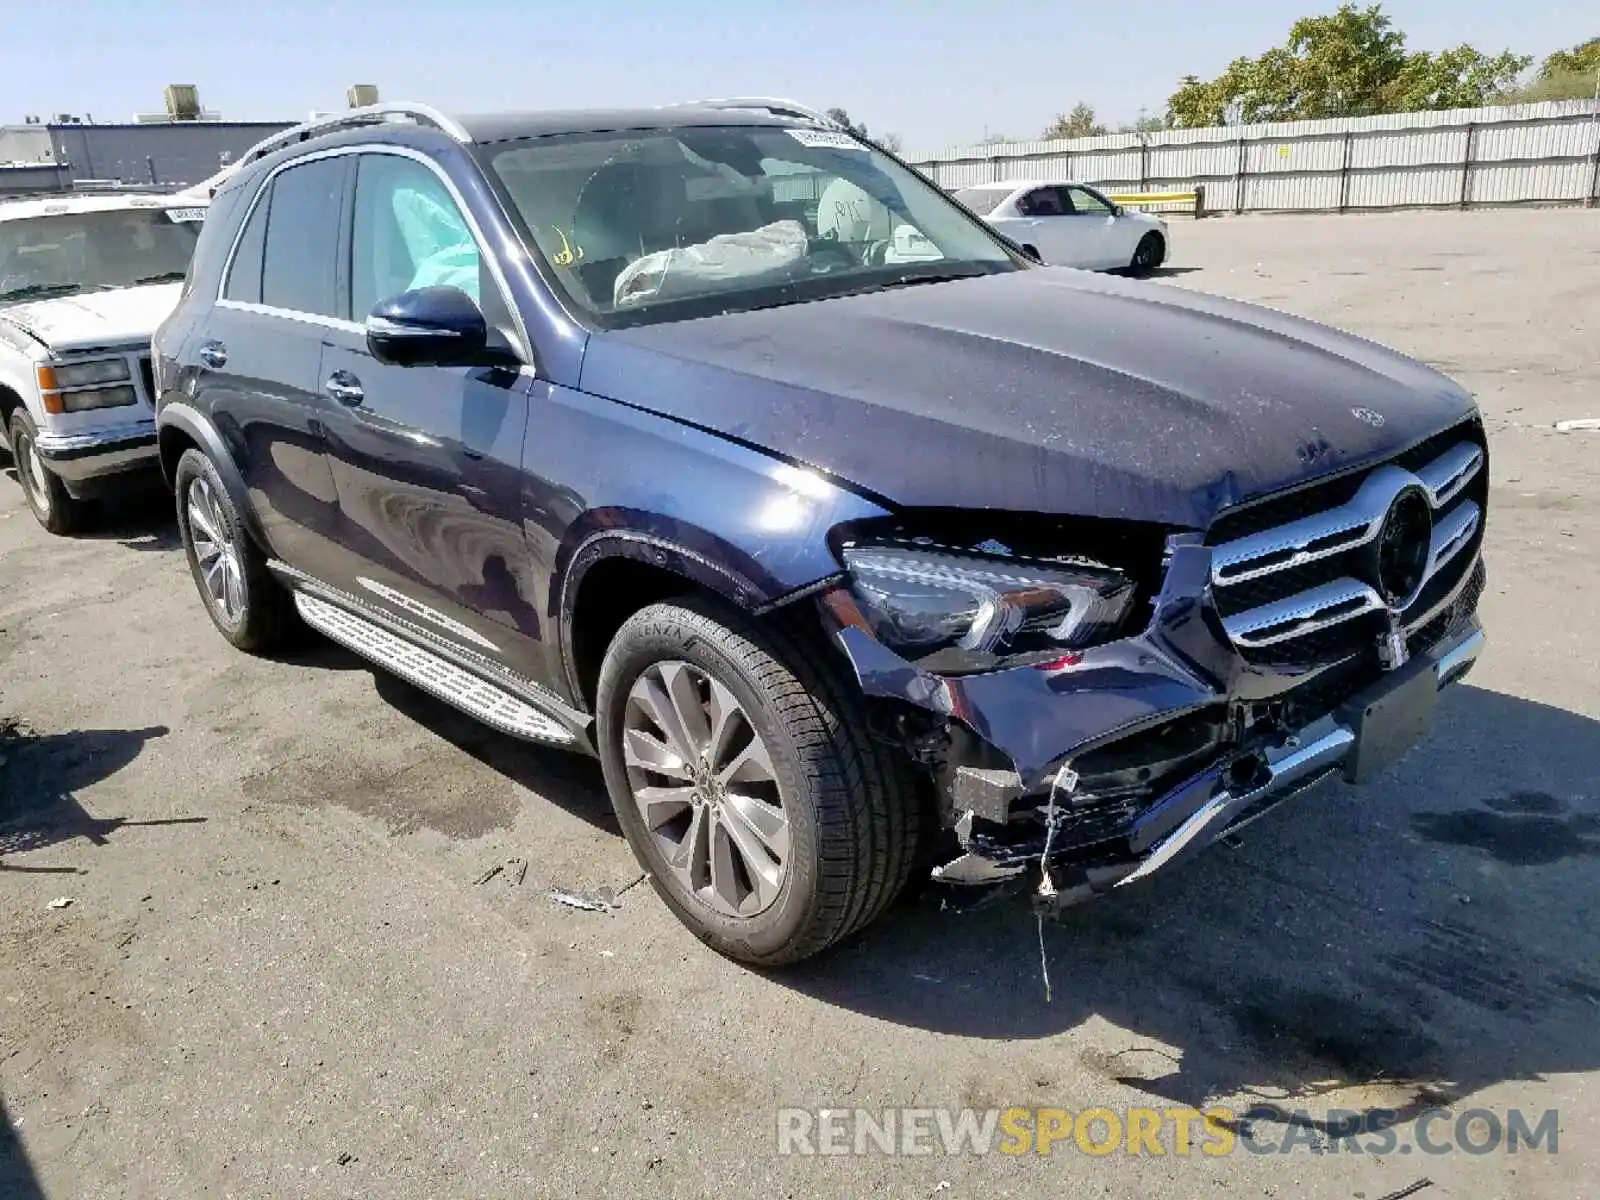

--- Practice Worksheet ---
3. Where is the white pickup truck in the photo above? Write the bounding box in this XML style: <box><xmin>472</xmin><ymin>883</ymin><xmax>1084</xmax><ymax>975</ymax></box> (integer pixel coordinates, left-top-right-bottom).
<box><xmin>0</xmin><ymin>191</ymin><xmax>207</xmax><ymax>534</ymax></box>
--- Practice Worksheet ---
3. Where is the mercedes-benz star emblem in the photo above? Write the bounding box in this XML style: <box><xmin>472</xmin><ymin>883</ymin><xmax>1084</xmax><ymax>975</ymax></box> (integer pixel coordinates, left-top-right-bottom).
<box><xmin>1373</xmin><ymin>488</ymin><xmax>1433</xmax><ymax>607</ymax></box>
<box><xmin>1351</xmin><ymin>407</ymin><xmax>1386</xmax><ymax>427</ymax></box>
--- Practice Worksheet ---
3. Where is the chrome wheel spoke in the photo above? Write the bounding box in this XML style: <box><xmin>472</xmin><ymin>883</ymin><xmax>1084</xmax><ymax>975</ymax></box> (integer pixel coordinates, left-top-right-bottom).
<box><xmin>633</xmin><ymin>783</ymin><xmax>697</xmax><ymax>828</ymax></box>
<box><xmin>716</xmin><ymin>800</ymin><xmax>786</xmax><ymax>908</ymax></box>
<box><xmin>723</xmin><ymin>791</ymin><xmax>790</xmax><ymax>863</ymax></box>
<box><xmin>632</xmin><ymin>671</ymin><xmax>698</xmax><ymax>764</ymax></box>
<box><xmin>623</xmin><ymin>728</ymin><xmax>691</xmax><ymax>780</ymax></box>
<box><xmin>717</xmin><ymin>733</ymin><xmax>775</xmax><ymax>787</ymax></box>
<box><xmin>703</xmin><ymin>677</ymin><xmax>742</xmax><ymax>767</ymax></box>
<box><xmin>658</xmin><ymin>661</ymin><xmax>711</xmax><ymax>754</ymax></box>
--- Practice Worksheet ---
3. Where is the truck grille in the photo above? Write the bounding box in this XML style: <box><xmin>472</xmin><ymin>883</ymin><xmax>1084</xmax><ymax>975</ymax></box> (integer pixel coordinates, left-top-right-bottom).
<box><xmin>1206</xmin><ymin>419</ymin><xmax>1487</xmax><ymax>666</ymax></box>
<box><xmin>138</xmin><ymin>356</ymin><xmax>156</xmax><ymax>406</ymax></box>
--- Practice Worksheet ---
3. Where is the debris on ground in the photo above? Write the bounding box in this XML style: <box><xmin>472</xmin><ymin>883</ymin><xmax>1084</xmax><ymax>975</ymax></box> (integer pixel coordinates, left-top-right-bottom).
<box><xmin>1374</xmin><ymin>1180</ymin><xmax>1433</xmax><ymax>1200</ymax></box>
<box><xmin>1554</xmin><ymin>418</ymin><xmax>1600</xmax><ymax>432</ymax></box>
<box><xmin>550</xmin><ymin>887</ymin><xmax>616</xmax><ymax>913</ymax></box>
<box><xmin>510</xmin><ymin>857</ymin><xmax>528</xmax><ymax>886</ymax></box>
<box><xmin>473</xmin><ymin>865</ymin><xmax>504</xmax><ymax>886</ymax></box>
<box><xmin>47</xmin><ymin>897</ymin><xmax>74</xmax><ymax>909</ymax></box>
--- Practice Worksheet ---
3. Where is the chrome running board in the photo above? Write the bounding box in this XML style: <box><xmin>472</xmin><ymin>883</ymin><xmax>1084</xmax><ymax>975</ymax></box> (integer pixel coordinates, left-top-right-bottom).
<box><xmin>293</xmin><ymin>592</ymin><xmax>574</xmax><ymax>745</ymax></box>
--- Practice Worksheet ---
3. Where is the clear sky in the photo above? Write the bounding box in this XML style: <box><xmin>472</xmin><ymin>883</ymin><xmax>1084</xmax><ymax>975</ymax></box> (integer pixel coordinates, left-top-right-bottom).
<box><xmin>6</xmin><ymin>1</ymin><xmax>1594</xmax><ymax>152</ymax></box>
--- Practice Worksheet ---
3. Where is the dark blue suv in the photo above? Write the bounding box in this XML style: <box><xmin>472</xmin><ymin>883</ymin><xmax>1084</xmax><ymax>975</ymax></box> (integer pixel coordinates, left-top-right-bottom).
<box><xmin>153</xmin><ymin>101</ymin><xmax>1487</xmax><ymax>964</ymax></box>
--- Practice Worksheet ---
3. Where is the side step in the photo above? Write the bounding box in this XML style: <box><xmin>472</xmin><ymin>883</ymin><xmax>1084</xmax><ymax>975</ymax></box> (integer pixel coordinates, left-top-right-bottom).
<box><xmin>294</xmin><ymin>592</ymin><xmax>574</xmax><ymax>745</ymax></box>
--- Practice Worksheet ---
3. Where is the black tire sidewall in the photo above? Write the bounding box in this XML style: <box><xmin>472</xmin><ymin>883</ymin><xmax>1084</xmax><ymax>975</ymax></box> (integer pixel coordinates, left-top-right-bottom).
<box><xmin>8</xmin><ymin>410</ymin><xmax>81</xmax><ymax>535</ymax></box>
<box><xmin>1133</xmin><ymin>232</ymin><xmax>1164</xmax><ymax>274</ymax></box>
<box><xmin>174</xmin><ymin>449</ymin><xmax>254</xmax><ymax>643</ymax></box>
<box><xmin>595</xmin><ymin>604</ymin><xmax>826</xmax><ymax>963</ymax></box>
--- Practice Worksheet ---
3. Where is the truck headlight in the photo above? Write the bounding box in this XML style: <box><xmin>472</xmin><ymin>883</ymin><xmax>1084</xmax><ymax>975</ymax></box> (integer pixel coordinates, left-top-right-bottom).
<box><xmin>58</xmin><ymin>385</ymin><xmax>138</xmax><ymax>412</ymax></box>
<box><xmin>841</xmin><ymin>545</ymin><xmax>1136</xmax><ymax>673</ymax></box>
<box><xmin>47</xmin><ymin>359</ymin><xmax>132</xmax><ymax>388</ymax></box>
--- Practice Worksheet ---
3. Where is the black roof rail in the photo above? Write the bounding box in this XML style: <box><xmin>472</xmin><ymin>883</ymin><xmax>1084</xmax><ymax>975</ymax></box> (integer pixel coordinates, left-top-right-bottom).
<box><xmin>239</xmin><ymin>101</ymin><xmax>469</xmax><ymax>167</ymax></box>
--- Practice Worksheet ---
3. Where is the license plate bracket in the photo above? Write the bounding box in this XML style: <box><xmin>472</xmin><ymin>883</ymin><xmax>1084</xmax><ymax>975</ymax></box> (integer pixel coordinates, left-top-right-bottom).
<box><xmin>1337</xmin><ymin>654</ymin><xmax>1438</xmax><ymax>784</ymax></box>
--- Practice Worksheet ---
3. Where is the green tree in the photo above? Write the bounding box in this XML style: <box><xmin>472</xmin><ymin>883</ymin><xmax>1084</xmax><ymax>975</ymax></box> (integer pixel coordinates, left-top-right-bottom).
<box><xmin>1166</xmin><ymin>4</ymin><xmax>1531</xmax><ymax>126</ymax></box>
<box><xmin>1042</xmin><ymin>102</ymin><xmax>1107</xmax><ymax>140</ymax></box>
<box><xmin>1119</xmin><ymin>113</ymin><xmax>1168</xmax><ymax>134</ymax></box>
<box><xmin>825</xmin><ymin>107</ymin><xmax>869</xmax><ymax>138</ymax></box>
<box><xmin>1498</xmin><ymin>37</ymin><xmax>1600</xmax><ymax>102</ymax></box>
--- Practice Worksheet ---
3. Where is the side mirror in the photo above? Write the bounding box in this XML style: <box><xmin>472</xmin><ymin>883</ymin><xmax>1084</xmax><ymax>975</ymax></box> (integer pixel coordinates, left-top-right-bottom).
<box><xmin>366</xmin><ymin>286</ymin><xmax>489</xmax><ymax>368</ymax></box>
<box><xmin>996</xmin><ymin>233</ymin><xmax>1043</xmax><ymax>264</ymax></box>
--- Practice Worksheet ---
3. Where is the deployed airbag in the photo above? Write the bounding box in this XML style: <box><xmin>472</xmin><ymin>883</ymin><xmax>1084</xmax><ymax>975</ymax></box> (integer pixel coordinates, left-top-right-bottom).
<box><xmin>613</xmin><ymin>219</ymin><xmax>808</xmax><ymax>307</ymax></box>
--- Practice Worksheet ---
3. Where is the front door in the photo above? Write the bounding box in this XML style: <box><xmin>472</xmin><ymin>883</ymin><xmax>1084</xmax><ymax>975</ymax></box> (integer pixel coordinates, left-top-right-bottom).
<box><xmin>316</xmin><ymin>150</ymin><xmax>544</xmax><ymax>679</ymax></box>
<box><xmin>1062</xmin><ymin>185</ymin><xmax>1123</xmax><ymax>268</ymax></box>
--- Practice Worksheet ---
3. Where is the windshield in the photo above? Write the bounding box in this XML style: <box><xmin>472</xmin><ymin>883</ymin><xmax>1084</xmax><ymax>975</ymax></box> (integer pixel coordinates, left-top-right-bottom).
<box><xmin>951</xmin><ymin>187</ymin><xmax>1013</xmax><ymax>216</ymax></box>
<box><xmin>485</xmin><ymin>124</ymin><xmax>1021</xmax><ymax>327</ymax></box>
<box><xmin>0</xmin><ymin>207</ymin><xmax>202</xmax><ymax>303</ymax></box>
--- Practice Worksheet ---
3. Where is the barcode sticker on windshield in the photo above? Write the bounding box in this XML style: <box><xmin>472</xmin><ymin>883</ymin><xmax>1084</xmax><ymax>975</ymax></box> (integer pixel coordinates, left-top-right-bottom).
<box><xmin>784</xmin><ymin>128</ymin><xmax>866</xmax><ymax>151</ymax></box>
<box><xmin>165</xmin><ymin>207</ymin><xmax>206</xmax><ymax>223</ymax></box>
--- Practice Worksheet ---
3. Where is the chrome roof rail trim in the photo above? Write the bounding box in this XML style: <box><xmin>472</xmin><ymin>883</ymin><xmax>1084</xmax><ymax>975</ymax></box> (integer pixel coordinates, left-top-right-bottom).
<box><xmin>240</xmin><ymin>102</ymin><xmax>469</xmax><ymax>167</ymax></box>
<box><xmin>669</xmin><ymin>97</ymin><xmax>839</xmax><ymax>128</ymax></box>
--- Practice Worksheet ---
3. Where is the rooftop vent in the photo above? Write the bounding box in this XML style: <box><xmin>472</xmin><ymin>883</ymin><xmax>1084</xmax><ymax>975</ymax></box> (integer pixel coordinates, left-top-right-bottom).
<box><xmin>347</xmin><ymin>84</ymin><xmax>380</xmax><ymax>109</ymax></box>
<box><xmin>165</xmin><ymin>85</ymin><xmax>201</xmax><ymax>121</ymax></box>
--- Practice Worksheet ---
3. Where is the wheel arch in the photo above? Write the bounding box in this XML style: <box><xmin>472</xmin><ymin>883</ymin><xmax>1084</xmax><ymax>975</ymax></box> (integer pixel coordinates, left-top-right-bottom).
<box><xmin>157</xmin><ymin>402</ymin><xmax>271</xmax><ymax>551</ymax></box>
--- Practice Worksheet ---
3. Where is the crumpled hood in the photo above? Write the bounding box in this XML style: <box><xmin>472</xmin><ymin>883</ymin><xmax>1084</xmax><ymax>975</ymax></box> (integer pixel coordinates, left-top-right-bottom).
<box><xmin>0</xmin><ymin>282</ymin><xmax>182</xmax><ymax>352</ymax></box>
<box><xmin>578</xmin><ymin>269</ymin><xmax>1477</xmax><ymax>528</ymax></box>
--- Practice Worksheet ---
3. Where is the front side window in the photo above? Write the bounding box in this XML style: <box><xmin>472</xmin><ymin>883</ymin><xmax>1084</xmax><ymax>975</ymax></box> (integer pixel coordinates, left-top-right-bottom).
<box><xmin>259</xmin><ymin>157</ymin><xmax>345</xmax><ymax>316</ymax></box>
<box><xmin>1018</xmin><ymin>187</ymin><xmax>1068</xmax><ymax>217</ymax></box>
<box><xmin>0</xmin><ymin>207</ymin><xmax>201</xmax><ymax>303</ymax></box>
<box><xmin>351</xmin><ymin>154</ymin><xmax>483</xmax><ymax>320</ymax></box>
<box><xmin>484</xmin><ymin>123</ymin><xmax>1019</xmax><ymax>327</ymax></box>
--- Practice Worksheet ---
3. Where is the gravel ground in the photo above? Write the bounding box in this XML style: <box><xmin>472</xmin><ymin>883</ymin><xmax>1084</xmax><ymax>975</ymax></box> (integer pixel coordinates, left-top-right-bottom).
<box><xmin>3</xmin><ymin>206</ymin><xmax>1598</xmax><ymax>1199</ymax></box>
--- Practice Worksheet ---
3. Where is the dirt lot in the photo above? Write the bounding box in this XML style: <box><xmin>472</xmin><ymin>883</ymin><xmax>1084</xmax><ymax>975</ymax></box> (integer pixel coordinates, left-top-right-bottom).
<box><xmin>3</xmin><ymin>207</ymin><xmax>1599</xmax><ymax>1199</ymax></box>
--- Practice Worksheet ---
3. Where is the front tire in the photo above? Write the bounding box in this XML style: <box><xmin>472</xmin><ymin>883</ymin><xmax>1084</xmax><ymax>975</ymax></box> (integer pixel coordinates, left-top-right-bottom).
<box><xmin>595</xmin><ymin>598</ymin><xmax>921</xmax><ymax>966</ymax></box>
<box><xmin>1129</xmin><ymin>231</ymin><xmax>1165</xmax><ymax>277</ymax></box>
<box><xmin>8</xmin><ymin>410</ymin><xmax>93</xmax><ymax>536</ymax></box>
<box><xmin>173</xmin><ymin>448</ymin><xmax>297</xmax><ymax>652</ymax></box>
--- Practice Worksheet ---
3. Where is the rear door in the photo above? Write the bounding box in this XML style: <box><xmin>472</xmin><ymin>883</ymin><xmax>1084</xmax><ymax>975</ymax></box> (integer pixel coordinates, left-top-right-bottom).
<box><xmin>1062</xmin><ymin>185</ymin><xmax>1124</xmax><ymax>268</ymax></box>
<box><xmin>190</xmin><ymin>155</ymin><xmax>349</xmax><ymax>579</ymax></box>
<box><xmin>316</xmin><ymin>149</ymin><xmax>543</xmax><ymax>676</ymax></box>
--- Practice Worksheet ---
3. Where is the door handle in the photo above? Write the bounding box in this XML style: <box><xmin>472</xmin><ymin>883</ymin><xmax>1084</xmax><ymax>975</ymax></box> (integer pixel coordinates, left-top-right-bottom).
<box><xmin>324</xmin><ymin>372</ymin><xmax>364</xmax><ymax>407</ymax></box>
<box><xmin>198</xmin><ymin>341</ymin><xmax>227</xmax><ymax>369</ymax></box>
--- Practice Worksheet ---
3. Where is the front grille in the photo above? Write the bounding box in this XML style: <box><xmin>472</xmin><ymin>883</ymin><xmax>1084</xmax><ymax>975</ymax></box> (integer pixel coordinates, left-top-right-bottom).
<box><xmin>138</xmin><ymin>356</ymin><xmax>156</xmax><ymax>406</ymax></box>
<box><xmin>1205</xmin><ymin>419</ymin><xmax>1487</xmax><ymax>667</ymax></box>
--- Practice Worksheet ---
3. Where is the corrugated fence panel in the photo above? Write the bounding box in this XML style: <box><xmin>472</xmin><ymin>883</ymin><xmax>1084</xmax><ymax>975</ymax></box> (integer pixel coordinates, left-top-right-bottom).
<box><xmin>1470</xmin><ymin>161</ymin><xmax>1589</xmax><ymax>203</ymax></box>
<box><xmin>1347</xmin><ymin>164</ymin><xmax>1462</xmax><ymax>208</ymax></box>
<box><xmin>1245</xmin><ymin>172</ymin><xmax>1342</xmax><ymax>210</ymax></box>
<box><xmin>1353</xmin><ymin>127</ymin><xmax>1467</xmax><ymax>168</ymax></box>
<box><xmin>910</xmin><ymin>100</ymin><xmax>1600</xmax><ymax>213</ymax></box>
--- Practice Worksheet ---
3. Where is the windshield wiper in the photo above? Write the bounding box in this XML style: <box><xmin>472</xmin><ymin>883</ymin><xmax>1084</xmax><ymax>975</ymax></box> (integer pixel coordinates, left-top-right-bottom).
<box><xmin>131</xmin><ymin>271</ymin><xmax>188</xmax><ymax>285</ymax></box>
<box><xmin>0</xmin><ymin>282</ymin><xmax>84</xmax><ymax>302</ymax></box>
<box><xmin>872</xmin><ymin>269</ymin><xmax>993</xmax><ymax>290</ymax></box>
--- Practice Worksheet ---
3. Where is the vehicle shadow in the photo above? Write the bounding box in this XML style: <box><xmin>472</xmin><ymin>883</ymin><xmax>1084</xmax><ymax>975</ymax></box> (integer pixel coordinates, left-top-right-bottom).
<box><xmin>0</xmin><ymin>1095</ymin><xmax>46</xmax><ymax>1200</ymax></box>
<box><xmin>83</xmin><ymin>490</ymin><xmax>180</xmax><ymax>552</ymax></box>
<box><xmin>370</xmin><ymin>669</ymin><xmax>618</xmax><ymax>835</ymax></box>
<box><xmin>780</xmin><ymin>682</ymin><xmax>1600</xmax><ymax>1137</ymax></box>
<box><xmin>0</xmin><ymin>724</ymin><xmax>202</xmax><ymax>861</ymax></box>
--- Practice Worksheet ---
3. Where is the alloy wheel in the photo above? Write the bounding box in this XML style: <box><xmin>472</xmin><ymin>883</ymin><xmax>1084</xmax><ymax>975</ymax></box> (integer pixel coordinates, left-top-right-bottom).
<box><xmin>621</xmin><ymin>660</ymin><xmax>790</xmax><ymax>917</ymax></box>
<box><xmin>186</xmin><ymin>476</ymin><xmax>245</xmax><ymax>625</ymax></box>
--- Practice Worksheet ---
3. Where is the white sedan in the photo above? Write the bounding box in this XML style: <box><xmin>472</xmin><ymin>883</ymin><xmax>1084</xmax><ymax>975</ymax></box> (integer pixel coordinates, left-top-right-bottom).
<box><xmin>951</xmin><ymin>180</ymin><xmax>1168</xmax><ymax>274</ymax></box>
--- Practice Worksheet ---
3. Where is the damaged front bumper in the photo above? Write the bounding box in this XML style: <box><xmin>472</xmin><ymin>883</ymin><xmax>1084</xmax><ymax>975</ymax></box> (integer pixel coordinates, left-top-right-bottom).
<box><xmin>819</xmin><ymin>540</ymin><xmax>1487</xmax><ymax>906</ymax></box>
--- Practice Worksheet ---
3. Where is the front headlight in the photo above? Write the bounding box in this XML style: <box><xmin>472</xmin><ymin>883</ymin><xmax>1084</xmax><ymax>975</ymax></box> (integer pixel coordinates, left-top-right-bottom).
<box><xmin>51</xmin><ymin>358</ymin><xmax>132</xmax><ymax>388</ymax></box>
<box><xmin>841</xmin><ymin>544</ymin><xmax>1136</xmax><ymax>674</ymax></box>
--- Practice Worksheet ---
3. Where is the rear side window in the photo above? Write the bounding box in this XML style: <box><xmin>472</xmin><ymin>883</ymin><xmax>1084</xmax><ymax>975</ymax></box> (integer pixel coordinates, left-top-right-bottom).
<box><xmin>223</xmin><ymin>183</ymin><xmax>269</xmax><ymax>303</ymax></box>
<box><xmin>260</xmin><ymin>157</ymin><xmax>345</xmax><ymax>316</ymax></box>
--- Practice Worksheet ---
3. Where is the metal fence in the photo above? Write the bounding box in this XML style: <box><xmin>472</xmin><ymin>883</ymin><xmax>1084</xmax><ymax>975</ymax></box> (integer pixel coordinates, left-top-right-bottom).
<box><xmin>908</xmin><ymin>99</ymin><xmax>1600</xmax><ymax>214</ymax></box>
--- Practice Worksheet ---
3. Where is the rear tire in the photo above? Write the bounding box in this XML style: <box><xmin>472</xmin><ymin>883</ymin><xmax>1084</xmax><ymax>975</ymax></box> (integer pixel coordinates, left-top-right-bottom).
<box><xmin>1129</xmin><ymin>231</ymin><xmax>1165</xmax><ymax>277</ymax></box>
<box><xmin>8</xmin><ymin>410</ymin><xmax>93</xmax><ymax>536</ymax></box>
<box><xmin>173</xmin><ymin>448</ymin><xmax>297</xmax><ymax>652</ymax></box>
<box><xmin>595</xmin><ymin>597</ymin><xmax>921</xmax><ymax>966</ymax></box>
